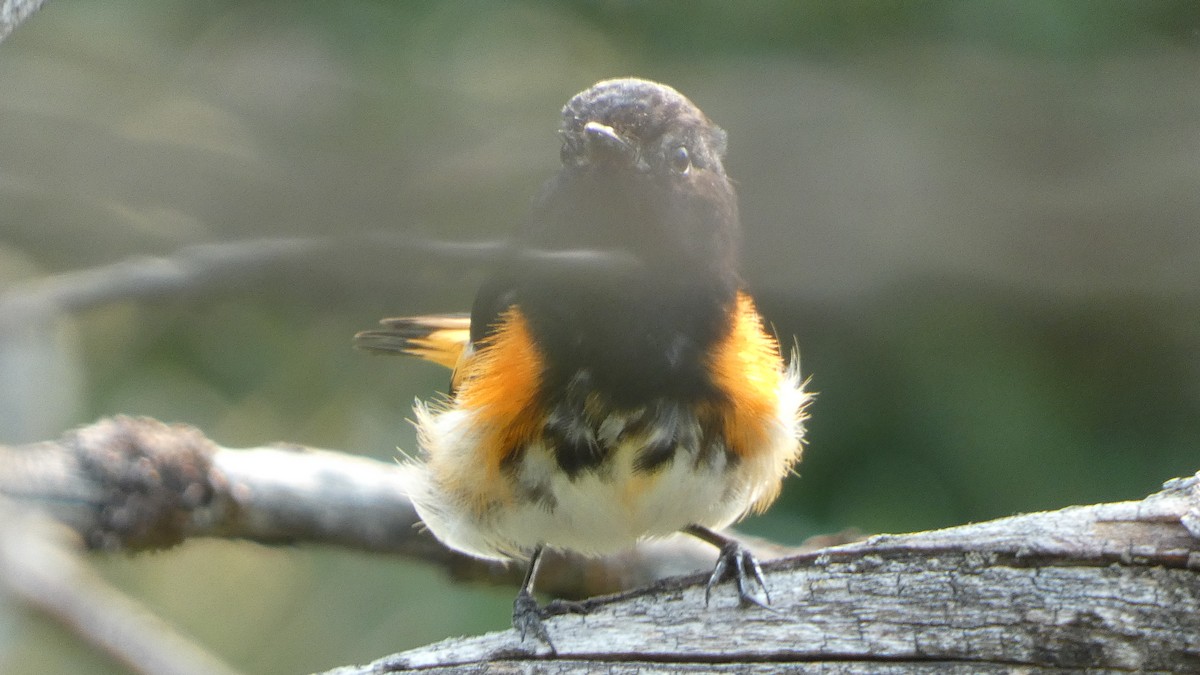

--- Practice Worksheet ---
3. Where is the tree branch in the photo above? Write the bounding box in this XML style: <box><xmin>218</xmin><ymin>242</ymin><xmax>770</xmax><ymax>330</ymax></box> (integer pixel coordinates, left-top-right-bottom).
<box><xmin>0</xmin><ymin>416</ymin><xmax>839</xmax><ymax>600</ymax></box>
<box><xmin>0</xmin><ymin>0</ymin><xmax>46</xmax><ymax>44</ymax></box>
<box><xmin>0</xmin><ymin>498</ymin><xmax>240</xmax><ymax>675</ymax></box>
<box><xmin>0</xmin><ymin>235</ymin><xmax>435</xmax><ymax>331</ymax></box>
<box><xmin>0</xmin><ymin>233</ymin><xmax>638</xmax><ymax>333</ymax></box>
<box><xmin>6</xmin><ymin>416</ymin><xmax>1199</xmax><ymax>672</ymax></box>
<box><xmin>325</xmin><ymin>473</ymin><xmax>1200</xmax><ymax>674</ymax></box>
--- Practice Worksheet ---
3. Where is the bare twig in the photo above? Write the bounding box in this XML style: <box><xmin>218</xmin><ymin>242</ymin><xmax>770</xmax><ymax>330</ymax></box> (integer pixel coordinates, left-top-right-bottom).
<box><xmin>0</xmin><ymin>0</ymin><xmax>46</xmax><ymax>44</ymax></box>
<box><xmin>0</xmin><ymin>498</ymin><xmax>240</xmax><ymax>675</ymax></box>
<box><xmin>0</xmin><ymin>234</ymin><xmax>469</xmax><ymax>330</ymax></box>
<box><xmin>0</xmin><ymin>233</ymin><xmax>640</xmax><ymax>332</ymax></box>
<box><xmin>0</xmin><ymin>237</ymin><xmax>327</xmax><ymax>331</ymax></box>
<box><xmin>0</xmin><ymin>416</ymin><xmax>837</xmax><ymax>600</ymax></box>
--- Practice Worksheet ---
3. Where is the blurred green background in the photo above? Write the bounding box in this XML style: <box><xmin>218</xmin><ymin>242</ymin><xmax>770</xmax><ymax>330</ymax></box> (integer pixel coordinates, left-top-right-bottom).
<box><xmin>2</xmin><ymin>1</ymin><xmax>1199</xmax><ymax>672</ymax></box>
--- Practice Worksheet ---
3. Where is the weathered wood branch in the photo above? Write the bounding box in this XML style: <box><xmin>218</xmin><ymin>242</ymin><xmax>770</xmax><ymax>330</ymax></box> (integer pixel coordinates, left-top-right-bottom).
<box><xmin>5</xmin><ymin>416</ymin><xmax>1199</xmax><ymax>673</ymax></box>
<box><xmin>0</xmin><ymin>0</ymin><xmax>46</xmax><ymax>44</ymax></box>
<box><xmin>323</xmin><ymin>474</ymin><xmax>1200</xmax><ymax>674</ymax></box>
<box><xmin>0</xmin><ymin>416</ymin><xmax>840</xmax><ymax>599</ymax></box>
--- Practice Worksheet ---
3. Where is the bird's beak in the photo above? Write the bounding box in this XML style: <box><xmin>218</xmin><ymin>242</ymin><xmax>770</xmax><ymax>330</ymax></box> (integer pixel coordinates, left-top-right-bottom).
<box><xmin>583</xmin><ymin>121</ymin><xmax>636</xmax><ymax>165</ymax></box>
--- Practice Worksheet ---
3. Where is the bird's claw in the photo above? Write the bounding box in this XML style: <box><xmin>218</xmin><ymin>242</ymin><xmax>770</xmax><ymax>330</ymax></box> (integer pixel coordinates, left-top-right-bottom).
<box><xmin>705</xmin><ymin>540</ymin><xmax>771</xmax><ymax>608</ymax></box>
<box><xmin>541</xmin><ymin>598</ymin><xmax>590</xmax><ymax>618</ymax></box>
<box><xmin>512</xmin><ymin>589</ymin><xmax>556</xmax><ymax>653</ymax></box>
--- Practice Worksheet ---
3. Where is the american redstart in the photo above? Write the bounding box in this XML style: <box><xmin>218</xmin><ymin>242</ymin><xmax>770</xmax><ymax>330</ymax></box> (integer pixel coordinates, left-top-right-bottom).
<box><xmin>357</xmin><ymin>77</ymin><xmax>809</xmax><ymax>646</ymax></box>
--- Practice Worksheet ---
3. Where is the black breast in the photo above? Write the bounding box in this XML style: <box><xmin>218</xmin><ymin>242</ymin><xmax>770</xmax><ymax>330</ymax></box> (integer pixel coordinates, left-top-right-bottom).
<box><xmin>521</xmin><ymin>275</ymin><xmax>732</xmax><ymax>406</ymax></box>
<box><xmin>474</xmin><ymin>147</ymin><xmax>742</xmax><ymax>477</ymax></box>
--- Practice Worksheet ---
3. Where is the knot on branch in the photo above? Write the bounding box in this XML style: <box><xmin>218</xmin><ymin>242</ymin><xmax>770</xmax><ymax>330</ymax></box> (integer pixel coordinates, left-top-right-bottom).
<box><xmin>1161</xmin><ymin>472</ymin><xmax>1200</xmax><ymax>539</ymax></box>
<box><xmin>71</xmin><ymin>416</ymin><xmax>217</xmax><ymax>550</ymax></box>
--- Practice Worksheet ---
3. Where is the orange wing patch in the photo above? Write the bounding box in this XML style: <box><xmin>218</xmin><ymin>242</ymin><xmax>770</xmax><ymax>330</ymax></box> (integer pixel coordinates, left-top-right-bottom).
<box><xmin>707</xmin><ymin>292</ymin><xmax>786</xmax><ymax>463</ymax></box>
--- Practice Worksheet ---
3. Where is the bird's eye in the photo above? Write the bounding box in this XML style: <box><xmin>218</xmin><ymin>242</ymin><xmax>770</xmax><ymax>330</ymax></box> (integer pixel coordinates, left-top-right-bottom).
<box><xmin>669</xmin><ymin>145</ymin><xmax>691</xmax><ymax>174</ymax></box>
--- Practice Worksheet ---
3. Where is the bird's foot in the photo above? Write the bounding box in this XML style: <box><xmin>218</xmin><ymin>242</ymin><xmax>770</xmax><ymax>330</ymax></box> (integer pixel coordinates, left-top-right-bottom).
<box><xmin>512</xmin><ymin>589</ymin><xmax>556</xmax><ymax>653</ymax></box>
<box><xmin>541</xmin><ymin>597</ymin><xmax>590</xmax><ymax>618</ymax></box>
<box><xmin>704</xmin><ymin>539</ymin><xmax>771</xmax><ymax>609</ymax></box>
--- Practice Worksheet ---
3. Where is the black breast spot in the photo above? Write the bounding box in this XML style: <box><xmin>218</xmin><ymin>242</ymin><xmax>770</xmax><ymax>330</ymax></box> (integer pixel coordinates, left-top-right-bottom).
<box><xmin>544</xmin><ymin>405</ymin><xmax>608</xmax><ymax>478</ymax></box>
<box><xmin>633</xmin><ymin>435</ymin><xmax>677</xmax><ymax>472</ymax></box>
<box><xmin>632</xmin><ymin>401</ymin><xmax>700</xmax><ymax>473</ymax></box>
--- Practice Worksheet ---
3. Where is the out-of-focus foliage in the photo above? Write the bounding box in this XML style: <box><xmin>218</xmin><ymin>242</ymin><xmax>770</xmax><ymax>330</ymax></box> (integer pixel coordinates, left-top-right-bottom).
<box><xmin>1</xmin><ymin>1</ymin><xmax>1198</xmax><ymax>672</ymax></box>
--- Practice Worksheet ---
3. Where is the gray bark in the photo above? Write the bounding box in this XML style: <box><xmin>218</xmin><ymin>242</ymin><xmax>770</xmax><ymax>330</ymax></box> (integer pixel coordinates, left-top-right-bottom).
<box><xmin>324</xmin><ymin>474</ymin><xmax>1200</xmax><ymax>674</ymax></box>
<box><xmin>3</xmin><ymin>416</ymin><xmax>1198</xmax><ymax>673</ymax></box>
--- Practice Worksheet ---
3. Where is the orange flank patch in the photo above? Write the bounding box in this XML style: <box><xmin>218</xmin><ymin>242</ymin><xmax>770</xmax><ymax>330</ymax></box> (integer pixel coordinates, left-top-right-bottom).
<box><xmin>708</xmin><ymin>292</ymin><xmax>785</xmax><ymax>464</ymax></box>
<box><xmin>453</xmin><ymin>307</ymin><xmax>546</xmax><ymax>482</ymax></box>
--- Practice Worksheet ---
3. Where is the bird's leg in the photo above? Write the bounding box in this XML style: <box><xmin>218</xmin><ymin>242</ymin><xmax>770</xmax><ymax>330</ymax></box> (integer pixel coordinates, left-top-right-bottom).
<box><xmin>512</xmin><ymin>545</ymin><xmax>556</xmax><ymax>650</ymax></box>
<box><xmin>683</xmin><ymin>524</ymin><xmax>771</xmax><ymax>608</ymax></box>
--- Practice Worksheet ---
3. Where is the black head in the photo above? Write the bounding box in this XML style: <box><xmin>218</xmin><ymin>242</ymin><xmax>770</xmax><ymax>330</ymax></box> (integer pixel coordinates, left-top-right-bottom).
<box><xmin>524</xmin><ymin>78</ymin><xmax>741</xmax><ymax>284</ymax></box>
<box><xmin>559</xmin><ymin>78</ymin><xmax>729</xmax><ymax>180</ymax></box>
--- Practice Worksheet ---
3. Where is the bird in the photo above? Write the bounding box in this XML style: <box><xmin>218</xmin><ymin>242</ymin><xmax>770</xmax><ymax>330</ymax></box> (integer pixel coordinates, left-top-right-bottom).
<box><xmin>355</xmin><ymin>77</ymin><xmax>809</xmax><ymax>647</ymax></box>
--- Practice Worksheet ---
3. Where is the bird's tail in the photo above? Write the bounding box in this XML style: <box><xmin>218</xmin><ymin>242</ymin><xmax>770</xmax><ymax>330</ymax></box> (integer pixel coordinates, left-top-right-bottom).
<box><xmin>354</xmin><ymin>314</ymin><xmax>471</xmax><ymax>371</ymax></box>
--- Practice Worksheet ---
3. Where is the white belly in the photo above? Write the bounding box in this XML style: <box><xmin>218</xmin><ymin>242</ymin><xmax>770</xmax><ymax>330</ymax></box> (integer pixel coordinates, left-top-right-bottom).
<box><xmin>491</xmin><ymin>439</ymin><xmax>745</xmax><ymax>555</ymax></box>
<box><xmin>401</xmin><ymin>367</ymin><xmax>806</xmax><ymax>561</ymax></box>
